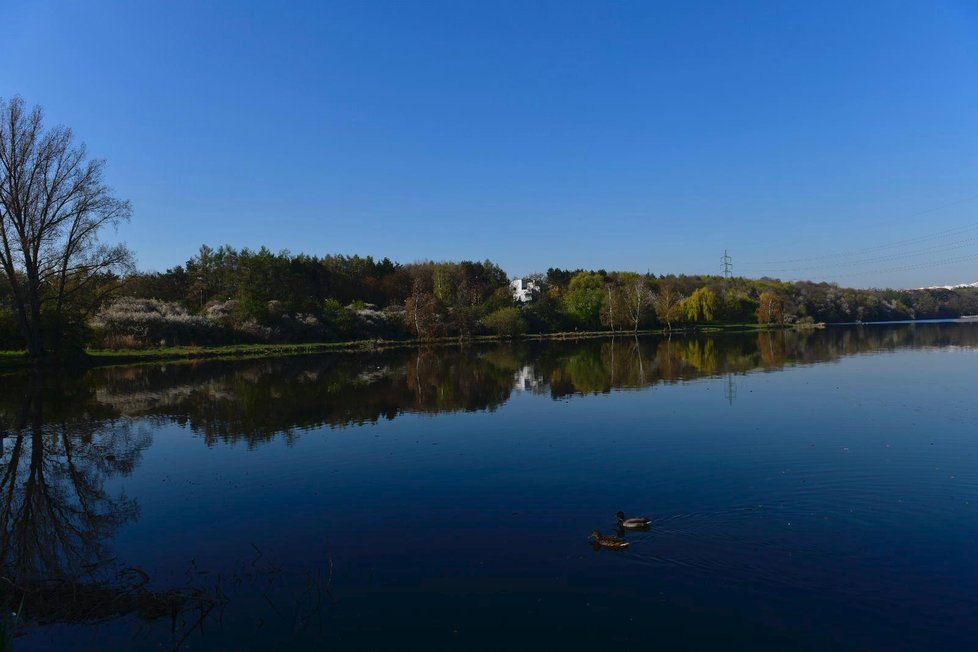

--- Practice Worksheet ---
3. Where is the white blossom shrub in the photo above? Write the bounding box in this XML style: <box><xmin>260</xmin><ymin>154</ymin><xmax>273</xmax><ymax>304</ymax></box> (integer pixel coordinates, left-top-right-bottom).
<box><xmin>92</xmin><ymin>298</ymin><xmax>219</xmax><ymax>348</ymax></box>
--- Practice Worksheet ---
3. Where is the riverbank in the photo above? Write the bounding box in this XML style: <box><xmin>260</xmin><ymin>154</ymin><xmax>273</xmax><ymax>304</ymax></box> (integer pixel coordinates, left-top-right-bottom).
<box><xmin>0</xmin><ymin>322</ymin><xmax>788</xmax><ymax>370</ymax></box>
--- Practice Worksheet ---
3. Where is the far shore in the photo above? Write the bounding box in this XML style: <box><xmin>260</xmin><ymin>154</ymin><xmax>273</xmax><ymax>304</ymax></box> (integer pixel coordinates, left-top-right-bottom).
<box><xmin>6</xmin><ymin>317</ymin><xmax>976</xmax><ymax>371</ymax></box>
<box><xmin>0</xmin><ymin>322</ymin><xmax>790</xmax><ymax>371</ymax></box>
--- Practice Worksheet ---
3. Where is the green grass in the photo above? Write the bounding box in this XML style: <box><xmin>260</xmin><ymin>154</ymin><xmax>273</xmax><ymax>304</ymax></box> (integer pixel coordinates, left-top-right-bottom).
<box><xmin>80</xmin><ymin>341</ymin><xmax>379</xmax><ymax>367</ymax></box>
<box><xmin>88</xmin><ymin>342</ymin><xmax>350</xmax><ymax>358</ymax></box>
<box><xmin>0</xmin><ymin>322</ymin><xmax>794</xmax><ymax>370</ymax></box>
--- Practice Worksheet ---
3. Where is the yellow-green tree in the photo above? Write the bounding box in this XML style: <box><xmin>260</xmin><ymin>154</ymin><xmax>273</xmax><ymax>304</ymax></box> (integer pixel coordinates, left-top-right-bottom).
<box><xmin>683</xmin><ymin>287</ymin><xmax>719</xmax><ymax>323</ymax></box>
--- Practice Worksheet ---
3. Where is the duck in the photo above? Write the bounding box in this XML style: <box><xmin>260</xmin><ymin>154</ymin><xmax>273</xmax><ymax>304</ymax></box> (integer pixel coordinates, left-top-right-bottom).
<box><xmin>589</xmin><ymin>530</ymin><xmax>629</xmax><ymax>549</ymax></box>
<box><xmin>616</xmin><ymin>511</ymin><xmax>652</xmax><ymax>529</ymax></box>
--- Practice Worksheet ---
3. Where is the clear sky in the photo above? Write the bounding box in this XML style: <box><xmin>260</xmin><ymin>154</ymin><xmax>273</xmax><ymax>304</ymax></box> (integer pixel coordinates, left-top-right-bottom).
<box><xmin>3</xmin><ymin>1</ymin><xmax>978</xmax><ymax>288</ymax></box>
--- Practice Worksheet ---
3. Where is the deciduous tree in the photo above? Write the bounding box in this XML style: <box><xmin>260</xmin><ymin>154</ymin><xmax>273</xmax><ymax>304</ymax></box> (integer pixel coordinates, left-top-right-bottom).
<box><xmin>618</xmin><ymin>272</ymin><xmax>654</xmax><ymax>333</ymax></box>
<box><xmin>653</xmin><ymin>284</ymin><xmax>684</xmax><ymax>331</ymax></box>
<box><xmin>565</xmin><ymin>272</ymin><xmax>605</xmax><ymax>328</ymax></box>
<box><xmin>0</xmin><ymin>97</ymin><xmax>132</xmax><ymax>358</ymax></box>
<box><xmin>404</xmin><ymin>276</ymin><xmax>440</xmax><ymax>339</ymax></box>
<box><xmin>683</xmin><ymin>286</ymin><xmax>719</xmax><ymax>323</ymax></box>
<box><xmin>756</xmin><ymin>290</ymin><xmax>785</xmax><ymax>324</ymax></box>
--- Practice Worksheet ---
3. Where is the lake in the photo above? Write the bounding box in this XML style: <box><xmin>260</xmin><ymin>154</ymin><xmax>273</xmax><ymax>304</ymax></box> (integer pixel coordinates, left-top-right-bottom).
<box><xmin>2</xmin><ymin>322</ymin><xmax>978</xmax><ymax>650</ymax></box>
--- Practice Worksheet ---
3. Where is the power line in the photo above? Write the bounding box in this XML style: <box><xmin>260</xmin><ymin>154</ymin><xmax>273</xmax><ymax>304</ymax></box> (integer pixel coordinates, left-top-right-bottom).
<box><xmin>744</xmin><ymin>236</ymin><xmax>978</xmax><ymax>274</ymax></box>
<box><xmin>742</xmin><ymin>222</ymin><xmax>978</xmax><ymax>267</ymax></box>
<box><xmin>740</xmin><ymin>194</ymin><xmax>978</xmax><ymax>266</ymax></box>
<box><xmin>786</xmin><ymin>251</ymin><xmax>978</xmax><ymax>282</ymax></box>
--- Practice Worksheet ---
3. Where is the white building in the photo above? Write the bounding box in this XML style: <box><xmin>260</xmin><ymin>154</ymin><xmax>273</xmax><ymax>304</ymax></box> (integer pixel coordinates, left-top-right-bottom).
<box><xmin>510</xmin><ymin>278</ymin><xmax>539</xmax><ymax>303</ymax></box>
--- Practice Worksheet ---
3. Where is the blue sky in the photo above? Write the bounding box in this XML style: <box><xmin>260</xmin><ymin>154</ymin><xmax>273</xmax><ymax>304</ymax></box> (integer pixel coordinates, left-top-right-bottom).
<box><xmin>3</xmin><ymin>1</ymin><xmax>978</xmax><ymax>288</ymax></box>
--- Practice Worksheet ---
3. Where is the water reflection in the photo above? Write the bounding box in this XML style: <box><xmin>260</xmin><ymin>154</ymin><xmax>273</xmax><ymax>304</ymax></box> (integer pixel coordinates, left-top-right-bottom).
<box><xmin>1</xmin><ymin>375</ymin><xmax>141</xmax><ymax>579</ymax></box>
<box><xmin>3</xmin><ymin>322</ymin><xmax>975</xmax><ymax>449</ymax></box>
<box><xmin>0</xmin><ymin>375</ymin><xmax>225</xmax><ymax>638</ymax></box>
<box><xmin>1</xmin><ymin>321</ymin><xmax>976</xmax><ymax>647</ymax></box>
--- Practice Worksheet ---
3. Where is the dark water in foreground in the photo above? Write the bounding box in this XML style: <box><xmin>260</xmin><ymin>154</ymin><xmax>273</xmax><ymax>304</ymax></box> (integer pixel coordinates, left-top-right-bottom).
<box><xmin>2</xmin><ymin>323</ymin><xmax>978</xmax><ymax>650</ymax></box>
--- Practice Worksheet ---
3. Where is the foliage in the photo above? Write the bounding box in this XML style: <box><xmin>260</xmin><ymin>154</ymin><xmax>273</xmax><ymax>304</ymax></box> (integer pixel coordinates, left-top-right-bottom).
<box><xmin>565</xmin><ymin>272</ymin><xmax>605</xmax><ymax>328</ymax></box>
<box><xmin>404</xmin><ymin>277</ymin><xmax>441</xmax><ymax>339</ymax></box>
<box><xmin>722</xmin><ymin>290</ymin><xmax>759</xmax><ymax>322</ymax></box>
<box><xmin>756</xmin><ymin>290</ymin><xmax>786</xmax><ymax>324</ymax></box>
<box><xmin>6</xmin><ymin>241</ymin><xmax>978</xmax><ymax>351</ymax></box>
<box><xmin>618</xmin><ymin>272</ymin><xmax>656</xmax><ymax>332</ymax></box>
<box><xmin>91</xmin><ymin>297</ymin><xmax>221</xmax><ymax>347</ymax></box>
<box><xmin>683</xmin><ymin>287</ymin><xmax>720</xmax><ymax>323</ymax></box>
<box><xmin>483</xmin><ymin>307</ymin><xmax>526</xmax><ymax>338</ymax></box>
<box><xmin>654</xmin><ymin>284</ymin><xmax>685</xmax><ymax>330</ymax></box>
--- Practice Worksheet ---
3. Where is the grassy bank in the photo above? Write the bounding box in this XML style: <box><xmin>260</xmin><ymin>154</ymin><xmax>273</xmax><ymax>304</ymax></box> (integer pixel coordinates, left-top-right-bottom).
<box><xmin>0</xmin><ymin>322</ymin><xmax>790</xmax><ymax>371</ymax></box>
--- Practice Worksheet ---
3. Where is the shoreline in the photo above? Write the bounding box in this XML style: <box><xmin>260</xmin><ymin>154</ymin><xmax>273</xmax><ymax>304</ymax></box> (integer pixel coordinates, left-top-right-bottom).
<box><xmin>5</xmin><ymin>316</ymin><xmax>974</xmax><ymax>371</ymax></box>
<box><xmin>0</xmin><ymin>323</ymin><xmax>784</xmax><ymax>371</ymax></box>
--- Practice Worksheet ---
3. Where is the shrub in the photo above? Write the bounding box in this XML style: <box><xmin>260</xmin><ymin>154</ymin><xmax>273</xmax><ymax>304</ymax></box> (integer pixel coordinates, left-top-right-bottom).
<box><xmin>91</xmin><ymin>298</ymin><xmax>219</xmax><ymax>347</ymax></box>
<box><xmin>483</xmin><ymin>307</ymin><xmax>526</xmax><ymax>338</ymax></box>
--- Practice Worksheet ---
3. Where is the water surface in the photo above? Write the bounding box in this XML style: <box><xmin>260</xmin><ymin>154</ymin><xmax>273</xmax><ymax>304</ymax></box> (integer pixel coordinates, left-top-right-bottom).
<box><xmin>2</xmin><ymin>323</ymin><xmax>977</xmax><ymax>650</ymax></box>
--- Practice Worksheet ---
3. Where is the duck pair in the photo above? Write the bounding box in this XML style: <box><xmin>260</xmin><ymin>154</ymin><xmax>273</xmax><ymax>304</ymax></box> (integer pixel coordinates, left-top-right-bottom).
<box><xmin>589</xmin><ymin>512</ymin><xmax>652</xmax><ymax>549</ymax></box>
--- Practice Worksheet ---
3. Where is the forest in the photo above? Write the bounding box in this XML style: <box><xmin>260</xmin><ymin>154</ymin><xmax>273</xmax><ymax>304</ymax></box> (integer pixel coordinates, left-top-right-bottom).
<box><xmin>2</xmin><ymin>243</ymin><xmax>977</xmax><ymax>352</ymax></box>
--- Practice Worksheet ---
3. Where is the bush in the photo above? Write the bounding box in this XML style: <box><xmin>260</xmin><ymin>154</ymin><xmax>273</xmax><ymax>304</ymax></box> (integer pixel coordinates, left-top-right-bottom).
<box><xmin>204</xmin><ymin>300</ymin><xmax>238</xmax><ymax>327</ymax></box>
<box><xmin>91</xmin><ymin>298</ymin><xmax>220</xmax><ymax>348</ymax></box>
<box><xmin>322</xmin><ymin>298</ymin><xmax>354</xmax><ymax>338</ymax></box>
<box><xmin>483</xmin><ymin>307</ymin><xmax>525</xmax><ymax>338</ymax></box>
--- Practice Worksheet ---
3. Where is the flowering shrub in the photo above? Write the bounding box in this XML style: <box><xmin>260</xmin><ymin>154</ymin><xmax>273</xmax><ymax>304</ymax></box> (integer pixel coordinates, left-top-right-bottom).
<box><xmin>235</xmin><ymin>319</ymin><xmax>273</xmax><ymax>342</ymax></box>
<box><xmin>204</xmin><ymin>300</ymin><xmax>238</xmax><ymax>326</ymax></box>
<box><xmin>89</xmin><ymin>297</ymin><xmax>412</xmax><ymax>349</ymax></box>
<box><xmin>92</xmin><ymin>298</ymin><xmax>220</xmax><ymax>348</ymax></box>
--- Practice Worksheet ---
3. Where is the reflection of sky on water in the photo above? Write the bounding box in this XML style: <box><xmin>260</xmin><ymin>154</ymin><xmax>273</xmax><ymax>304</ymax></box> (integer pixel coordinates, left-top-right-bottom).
<box><xmin>3</xmin><ymin>323</ymin><xmax>978</xmax><ymax>650</ymax></box>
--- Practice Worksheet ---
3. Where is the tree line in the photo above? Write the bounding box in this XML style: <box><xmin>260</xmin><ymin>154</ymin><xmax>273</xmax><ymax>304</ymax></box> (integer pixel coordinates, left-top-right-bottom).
<box><xmin>4</xmin><ymin>240</ymin><xmax>976</xmax><ymax>353</ymax></box>
<box><xmin>3</xmin><ymin>95</ymin><xmax>978</xmax><ymax>358</ymax></box>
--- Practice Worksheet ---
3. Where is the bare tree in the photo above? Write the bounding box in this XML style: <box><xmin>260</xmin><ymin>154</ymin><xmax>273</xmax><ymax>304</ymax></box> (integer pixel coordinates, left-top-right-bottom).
<box><xmin>605</xmin><ymin>282</ymin><xmax>616</xmax><ymax>332</ymax></box>
<box><xmin>0</xmin><ymin>97</ymin><xmax>133</xmax><ymax>358</ymax></box>
<box><xmin>619</xmin><ymin>272</ymin><xmax>653</xmax><ymax>333</ymax></box>
<box><xmin>404</xmin><ymin>276</ymin><xmax>440</xmax><ymax>339</ymax></box>
<box><xmin>653</xmin><ymin>283</ymin><xmax>684</xmax><ymax>332</ymax></box>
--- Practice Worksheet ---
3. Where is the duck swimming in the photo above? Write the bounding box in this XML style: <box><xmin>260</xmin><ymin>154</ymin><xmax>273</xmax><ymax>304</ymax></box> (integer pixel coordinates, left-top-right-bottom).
<box><xmin>589</xmin><ymin>530</ymin><xmax>629</xmax><ymax>549</ymax></box>
<box><xmin>616</xmin><ymin>511</ymin><xmax>652</xmax><ymax>529</ymax></box>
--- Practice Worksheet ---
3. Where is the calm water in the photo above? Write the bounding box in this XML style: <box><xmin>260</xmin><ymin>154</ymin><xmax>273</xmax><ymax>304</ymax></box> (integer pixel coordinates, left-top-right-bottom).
<box><xmin>2</xmin><ymin>323</ymin><xmax>978</xmax><ymax>650</ymax></box>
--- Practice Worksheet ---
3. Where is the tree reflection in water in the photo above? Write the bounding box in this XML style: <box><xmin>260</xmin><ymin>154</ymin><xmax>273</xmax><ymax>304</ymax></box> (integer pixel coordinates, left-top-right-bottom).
<box><xmin>0</xmin><ymin>374</ymin><xmax>216</xmax><ymax>640</ymax></box>
<box><xmin>25</xmin><ymin>321</ymin><xmax>970</xmax><ymax>449</ymax></box>
<box><xmin>0</xmin><ymin>322</ymin><xmax>975</xmax><ymax>644</ymax></box>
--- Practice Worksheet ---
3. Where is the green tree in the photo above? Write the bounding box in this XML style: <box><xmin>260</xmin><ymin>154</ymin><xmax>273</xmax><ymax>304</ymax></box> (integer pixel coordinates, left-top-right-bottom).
<box><xmin>565</xmin><ymin>272</ymin><xmax>605</xmax><ymax>328</ymax></box>
<box><xmin>720</xmin><ymin>290</ymin><xmax>758</xmax><ymax>322</ymax></box>
<box><xmin>483</xmin><ymin>307</ymin><xmax>525</xmax><ymax>338</ymax></box>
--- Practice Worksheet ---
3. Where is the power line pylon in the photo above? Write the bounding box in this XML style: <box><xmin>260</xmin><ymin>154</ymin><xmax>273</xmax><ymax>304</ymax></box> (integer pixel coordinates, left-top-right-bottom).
<box><xmin>721</xmin><ymin>250</ymin><xmax>733</xmax><ymax>292</ymax></box>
